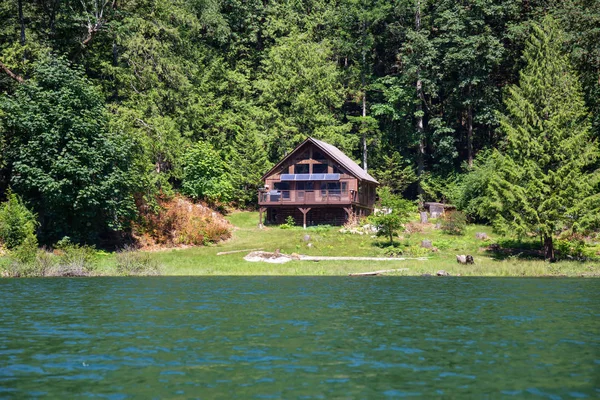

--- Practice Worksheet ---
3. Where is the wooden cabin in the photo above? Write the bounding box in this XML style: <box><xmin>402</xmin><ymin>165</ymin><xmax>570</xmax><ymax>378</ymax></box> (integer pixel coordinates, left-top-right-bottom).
<box><xmin>258</xmin><ymin>137</ymin><xmax>379</xmax><ymax>228</ymax></box>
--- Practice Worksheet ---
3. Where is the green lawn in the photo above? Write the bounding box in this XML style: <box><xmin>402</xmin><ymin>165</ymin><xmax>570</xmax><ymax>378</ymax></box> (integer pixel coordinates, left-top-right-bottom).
<box><xmin>95</xmin><ymin>211</ymin><xmax>600</xmax><ymax>277</ymax></box>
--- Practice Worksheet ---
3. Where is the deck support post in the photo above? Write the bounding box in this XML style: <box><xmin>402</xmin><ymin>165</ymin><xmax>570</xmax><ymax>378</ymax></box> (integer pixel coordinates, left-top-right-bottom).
<box><xmin>343</xmin><ymin>207</ymin><xmax>354</xmax><ymax>222</ymax></box>
<box><xmin>298</xmin><ymin>207</ymin><xmax>311</xmax><ymax>229</ymax></box>
<box><xmin>258</xmin><ymin>207</ymin><xmax>267</xmax><ymax>228</ymax></box>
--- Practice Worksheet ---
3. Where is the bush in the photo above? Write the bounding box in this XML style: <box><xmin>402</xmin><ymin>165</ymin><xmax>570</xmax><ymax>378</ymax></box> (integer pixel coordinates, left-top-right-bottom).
<box><xmin>50</xmin><ymin>237</ymin><xmax>97</xmax><ymax>276</ymax></box>
<box><xmin>134</xmin><ymin>195</ymin><xmax>232</xmax><ymax>247</ymax></box>
<box><xmin>280</xmin><ymin>216</ymin><xmax>296</xmax><ymax>229</ymax></box>
<box><xmin>0</xmin><ymin>192</ymin><xmax>38</xmax><ymax>249</ymax></box>
<box><xmin>116</xmin><ymin>247</ymin><xmax>161</xmax><ymax>276</ymax></box>
<box><xmin>441</xmin><ymin>211</ymin><xmax>467</xmax><ymax>235</ymax></box>
<box><xmin>383</xmin><ymin>246</ymin><xmax>404</xmax><ymax>257</ymax></box>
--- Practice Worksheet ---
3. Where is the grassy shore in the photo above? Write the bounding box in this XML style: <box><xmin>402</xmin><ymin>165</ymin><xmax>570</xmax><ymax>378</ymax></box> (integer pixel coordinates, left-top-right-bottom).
<box><xmin>86</xmin><ymin>211</ymin><xmax>598</xmax><ymax>277</ymax></box>
<box><xmin>2</xmin><ymin>211</ymin><xmax>598</xmax><ymax>277</ymax></box>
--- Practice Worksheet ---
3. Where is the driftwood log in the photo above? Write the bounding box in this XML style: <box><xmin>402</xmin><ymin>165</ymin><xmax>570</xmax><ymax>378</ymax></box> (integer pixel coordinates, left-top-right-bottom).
<box><xmin>349</xmin><ymin>268</ymin><xmax>409</xmax><ymax>276</ymax></box>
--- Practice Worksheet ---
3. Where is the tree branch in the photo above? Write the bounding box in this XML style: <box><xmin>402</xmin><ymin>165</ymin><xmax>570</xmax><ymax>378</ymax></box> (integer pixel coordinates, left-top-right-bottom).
<box><xmin>0</xmin><ymin>60</ymin><xmax>24</xmax><ymax>83</ymax></box>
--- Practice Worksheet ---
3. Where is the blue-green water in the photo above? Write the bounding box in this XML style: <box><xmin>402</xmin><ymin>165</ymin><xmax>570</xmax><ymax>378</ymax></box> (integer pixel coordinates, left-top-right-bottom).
<box><xmin>0</xmin><ymin>277</ymin><xmax>598</xmax><ymax>398</ymax></box>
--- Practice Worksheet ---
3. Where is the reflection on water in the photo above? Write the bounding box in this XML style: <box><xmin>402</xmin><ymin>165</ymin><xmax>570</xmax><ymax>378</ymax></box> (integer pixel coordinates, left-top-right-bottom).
<box><xmin>0</xmin><ymin>277</ymin><xmax>598</xmax><ymax>398</ymax></box>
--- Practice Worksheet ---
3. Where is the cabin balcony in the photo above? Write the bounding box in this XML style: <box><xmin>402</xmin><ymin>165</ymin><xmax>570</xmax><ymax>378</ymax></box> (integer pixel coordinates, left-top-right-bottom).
<box><xmin>258</xmin><ymin>189</ymin><xmax>354</xmax><ymax>206</ymax></box>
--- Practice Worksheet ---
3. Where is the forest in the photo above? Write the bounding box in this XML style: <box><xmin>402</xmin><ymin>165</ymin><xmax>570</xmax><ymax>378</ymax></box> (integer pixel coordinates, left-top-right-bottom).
<box><xmin>0</xmin><ymin>0</ymin><xmax>598</xmax><ymax>260</ymax></box>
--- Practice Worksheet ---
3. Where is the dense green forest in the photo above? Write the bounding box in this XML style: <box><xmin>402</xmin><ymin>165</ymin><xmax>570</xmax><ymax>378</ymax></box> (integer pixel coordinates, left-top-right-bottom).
<box><xmin>0</xmin><ymin>0</ymin><xmax>598</xmax><ymax>255</ymax></box>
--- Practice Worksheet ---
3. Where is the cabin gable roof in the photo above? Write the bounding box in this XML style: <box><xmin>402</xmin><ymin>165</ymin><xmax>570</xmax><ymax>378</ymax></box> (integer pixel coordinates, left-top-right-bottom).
<box><xmin>262</xmin><ymin>137</ymin><xmax>379</xmax><ymax>184</ymax></box>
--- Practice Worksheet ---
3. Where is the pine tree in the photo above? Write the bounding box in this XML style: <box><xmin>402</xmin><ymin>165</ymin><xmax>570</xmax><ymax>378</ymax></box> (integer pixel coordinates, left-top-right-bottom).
<box><xmin>488</xmin><ymin>16</ymin><xmax>599</xmax><ymax>260</ymax></box>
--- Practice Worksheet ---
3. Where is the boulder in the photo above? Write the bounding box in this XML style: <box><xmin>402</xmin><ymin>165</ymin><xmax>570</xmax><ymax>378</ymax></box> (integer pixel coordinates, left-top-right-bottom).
<box><xmin>456</xmin><ymin>254</ymin><xmax>474</xmax><ymax>264</ymax></box>
<box><xmin>420</xmin><ymin>212</ymin><xmax>428</xmax><ymax>224</ymax></box>
<box><xmin>303</xmin><ymin>234</ymin><xmax>311</xmax><ymax>242</ymax></box>
<box><xmin>421</xmin><ymin>239</ymin><xmax>433</xmax><ymax>249</ymax></box>
<box><xmin>475</xmin><ymin>232</ymin><xmax>488</xmax><ymax>240</ymax></box>
<box><xmin>436</xmin><ymin>270</ymin><xmax>450</xmax><ymax>276</ymax></box>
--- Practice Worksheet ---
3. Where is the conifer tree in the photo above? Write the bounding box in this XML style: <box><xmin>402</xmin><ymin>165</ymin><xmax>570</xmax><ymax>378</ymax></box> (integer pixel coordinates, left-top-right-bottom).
<box><xmin>488</xmin><ymin>16</ymin><xmax>599</xmax><ymax>260</ymax></box>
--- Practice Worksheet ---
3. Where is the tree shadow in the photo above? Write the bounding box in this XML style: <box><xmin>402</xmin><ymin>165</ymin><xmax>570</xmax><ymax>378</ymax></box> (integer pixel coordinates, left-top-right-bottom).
<box><xmin>484</xmin><ymin>239</ymin><xmax>544</xmax><ymax>261</ymax></box>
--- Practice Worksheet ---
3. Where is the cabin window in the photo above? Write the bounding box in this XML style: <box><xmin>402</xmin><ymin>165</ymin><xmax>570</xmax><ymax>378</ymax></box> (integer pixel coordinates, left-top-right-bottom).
<box><xmin>313</xmin><ymin>150</ymin><xmax>326</xmax><ymax>160</ymax></box>
<box><xmin>322</xmin><ymin>182</ymin><xmax>341</xmax><ymax>196</ymax></box>
<box><xmin>295</xmin><ymin>164</ymin><xmax>309</xmax><ymax>174</ymax></box>
<box><xmin>296</xmin><ymin>182</ymin><xmax>314</xmax><ymax>190</ymax></box>
<box><xmin>332</xmin><ymin>165</ymin><xmax>342</xmax><ymax>174</ymax></box>
<box><xmin>274</xmin><ymin>182</ymin><xmax>290</xmax><ymax>199</ymax></box>
<box><xmin>281</xmin><ymin>166</ymin><xmax>289</xmax><ymax>174</ymax></box>
<box><xmin>312</xmin><ymin>163</ymin><xmax>328</xmax><ymax>174</ymax></box>
<box><xmin>341</xmin><ymin>182</ymin><xmax>347</xmax><ymax>194</ymax></box>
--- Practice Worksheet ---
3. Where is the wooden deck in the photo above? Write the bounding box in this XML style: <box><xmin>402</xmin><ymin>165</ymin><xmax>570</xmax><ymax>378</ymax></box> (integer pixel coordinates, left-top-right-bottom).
<box><xmin>258</xmin><ymin>190</ymin><xmax>354</xmax><ymax>206</ymax></box>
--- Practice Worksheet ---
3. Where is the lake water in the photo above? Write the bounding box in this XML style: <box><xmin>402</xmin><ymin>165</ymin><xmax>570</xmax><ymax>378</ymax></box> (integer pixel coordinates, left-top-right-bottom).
<box><xmin>0</xmin><ymin>277</ymin><xmax>598</xmax><ymax>398</ymax></box>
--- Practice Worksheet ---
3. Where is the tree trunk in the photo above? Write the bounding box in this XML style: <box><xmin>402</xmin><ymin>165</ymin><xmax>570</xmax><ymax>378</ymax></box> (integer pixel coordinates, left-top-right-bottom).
<box><xmin>543</xmin><ymin>235</ymin><xmax>554</xmax><ymax>261</ymax></box>
<box><xmin>362</xmin><ymin>91</ymin><xmax>368</xmax><ymax>172</ymax></box>
<box><xmin>467</xmin><ymin>84</ymin><xmax>473</xmax><ymax>168</ymax></box>
<box><xmin>415</xmin><ymin>0</ymin><xmax>425</xmax><ymax>195</ymax></box>
<box><xmin>362</xmin><ymin>46</ymin><xmax>368</xmax><ymax>172</ymax></box>
<box><xmin>18</xmin><ymin>0</ymin><xmax>26</xmax><ymax>46</ymax></box>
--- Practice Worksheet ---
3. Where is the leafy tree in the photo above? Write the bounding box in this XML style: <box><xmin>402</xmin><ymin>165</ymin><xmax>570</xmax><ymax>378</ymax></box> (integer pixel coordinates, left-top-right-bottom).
<box><xmin>373</xmin><ymin>151</ymin><xmax>416</xmax><ymax>195</ymax></box>
<box><xmin>487</xmin><ymin>17</ymin><xmax>599</xmax><ymax>260</ymax></box>
<box><xmin>256</xmin><ymin>33</ymin><xmax>351</xmax><ymax>158</ymax></box>
<box><xmin>0</xmin><ymin>191</ymin><xmax>37</xmax><ymax>249</ymax></box>
<box><xmin>0</xmin><ymin>57</ymin><xmax>139</xmax><ymax>243</ymax></box>
<box><xmin>181</xmin><ymin>141</ymin><xmax>234</xmax><ymax>204</ymax></box>
<box><xmin>370</xmin><ymin>186</ymin><xmax>416</xmax><ymax>244</ymax></box>
<box><xmin>230</xmin><ymin>130</ymin><xmax>271</xmax><ymax>207</ymax></box>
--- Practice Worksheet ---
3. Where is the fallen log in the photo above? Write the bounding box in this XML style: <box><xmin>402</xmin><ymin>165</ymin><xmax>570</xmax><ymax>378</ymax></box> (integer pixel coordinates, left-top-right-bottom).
<box><xmin>217</xmin><ymin>248</ymin><xmax>263</xmax><ymax>256</ymax></box>
<box><xmin>299</xmin><ymin>256</ymin><xmax>429</xmax><ymax>261</ymax></box>
<box><xmin>349</xmin><ymin>268</ymin><xmax>409</xmax><ymax>276</ymax></box>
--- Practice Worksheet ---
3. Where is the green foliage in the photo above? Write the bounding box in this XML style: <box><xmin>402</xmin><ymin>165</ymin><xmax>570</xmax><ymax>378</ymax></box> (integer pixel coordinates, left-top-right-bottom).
<box><xmin>280</xmin><ymin>216</ymin><xmax>296</xmax><ymax>229</ymax></box>
<box><xmin>373</xmin><ymin>152</ymin><xmax>417</xmax><ymax>195</ymax></box>
<box><xmin>115</xmin><ymin>247</ymin><xmax>161</xmax><ymax>276</ymax></box>
<box><xmin>0</xmin><ymin>192</ymin><xmax>38</xmax><ymax>249</ymax></box>
<box><xmin>441</xmin><ymin>211</ymin><xmax>467</xmax><ymax>236</ymax></box>
<box><xmin>370</xmin><ymin>187</ymin><xmax>416</xmax><ymax>244</ymax></box>
<box><xmin>256</xmin><ymin>33</ymin><xmax>352</xmax><ymax>158</ymax></box>
<box><xmin>487</xmin><ymin>17</ymin><xmax>599</xmax><ymax>259</ymax></box>
<box><xmin>452</xmin><ymin>151</ymin><xmax>502</xmax><ymax>222</ymax></box>
<box><xmin>181</xmin><ymin>141</ymin><xmax>234</xmax><ymax>204</ymax></box>
<box><xmin>0</xmin><ymin>57</ymin><xmax>139</xmax><ymax>243</ymax></box>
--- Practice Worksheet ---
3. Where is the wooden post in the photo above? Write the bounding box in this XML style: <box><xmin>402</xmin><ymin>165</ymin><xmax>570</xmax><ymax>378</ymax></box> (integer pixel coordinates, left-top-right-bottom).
<box><xmin>299</xmin><ymin>208</ymin><xmax>311</xmax><ymax>229</ymax></box>
<box><xmin>343</xmin><ymin>207</ymin><xmax>353</xmax><ymax>222</ymax></box>
<box><xmin>258</xmin><ymin>207</ymin><xmax>267</xmax><ymax>228</ymax></box>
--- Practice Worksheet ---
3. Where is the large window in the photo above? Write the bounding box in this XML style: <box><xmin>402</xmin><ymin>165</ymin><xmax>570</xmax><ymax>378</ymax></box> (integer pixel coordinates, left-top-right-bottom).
<box><xmin>295</xmin><ymin>164</ymin><xmax>309</xmax><ymax>174</ymax></box>
<box><xmin>321</xmin><ymin>182</ymin><xmax>341</xmax><ymax>196</ymax></box>
<box><xmin>312</xmin><ymin>163</ymin><xmax>328</xmax><ymax>174</ymax></box>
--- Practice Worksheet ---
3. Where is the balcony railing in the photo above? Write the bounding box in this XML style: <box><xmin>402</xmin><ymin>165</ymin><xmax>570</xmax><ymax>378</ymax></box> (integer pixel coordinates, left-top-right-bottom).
<box><xmin>259</xmin><ymin>189</ymin><xmax>354</xmax><ymax>205</ymax></box>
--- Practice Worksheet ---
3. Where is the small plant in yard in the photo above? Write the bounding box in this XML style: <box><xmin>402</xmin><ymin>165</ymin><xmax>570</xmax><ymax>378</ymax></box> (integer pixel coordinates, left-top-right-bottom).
<box><xmin>441</xmin><ymin>211</ymin><xmax>467</xmax><ymax>235</ymax></box>
<box><xmin>116</xmin><ymin>247</ymin><xmax>161</xmax><ymax>276</ymax></box>
<box><xmin>280</xmin><ymin>216</ymin><xmax>296</xmax><ymax>229</ymax></box>
<box><xmin>383</xmin><ymin>246</ymin><xmax>403</xmax><ymax>257</ymax></box>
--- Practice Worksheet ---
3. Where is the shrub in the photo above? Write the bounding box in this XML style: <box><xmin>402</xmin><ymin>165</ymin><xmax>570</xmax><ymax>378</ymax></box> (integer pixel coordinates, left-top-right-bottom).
<box><xmin>116</xmin><ymin>247</ymin><xmax>161</xmax><ymax>276</ymax></box>
<box><xmin>134</xmin><ymin>195</ymin><xmax>231</xmax><ymax>247</ymax></box>
<box><xmin>441</xmin><ymin>211</ymin><xmax>467</xmax><ymax>235</ymax></box>
<box><xmin>280</xmin><ymin>215</ymin><xmax>296</xmax><ymax>229</ymax></box>
<box><xmin>0</xmin><ymin>192</ymin><xmax>38</xmax><ymax>249</ymax></box>
<box><xmin>50</xmin><ymin>237</ymin><xmax>97</xmax><ymax>276</ymax></box>
<box><xmin>383</xmin><ymin>246</ymin><xmax>404</xmax><ymax>257</ymax></box>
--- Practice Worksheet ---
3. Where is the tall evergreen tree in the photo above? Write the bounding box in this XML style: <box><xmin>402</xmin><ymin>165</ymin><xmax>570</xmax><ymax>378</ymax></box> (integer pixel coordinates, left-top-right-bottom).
<box><xmin>487</xmin><ymin>17</ymin><xmax>599</xmax><ymax>260</ymax></box>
